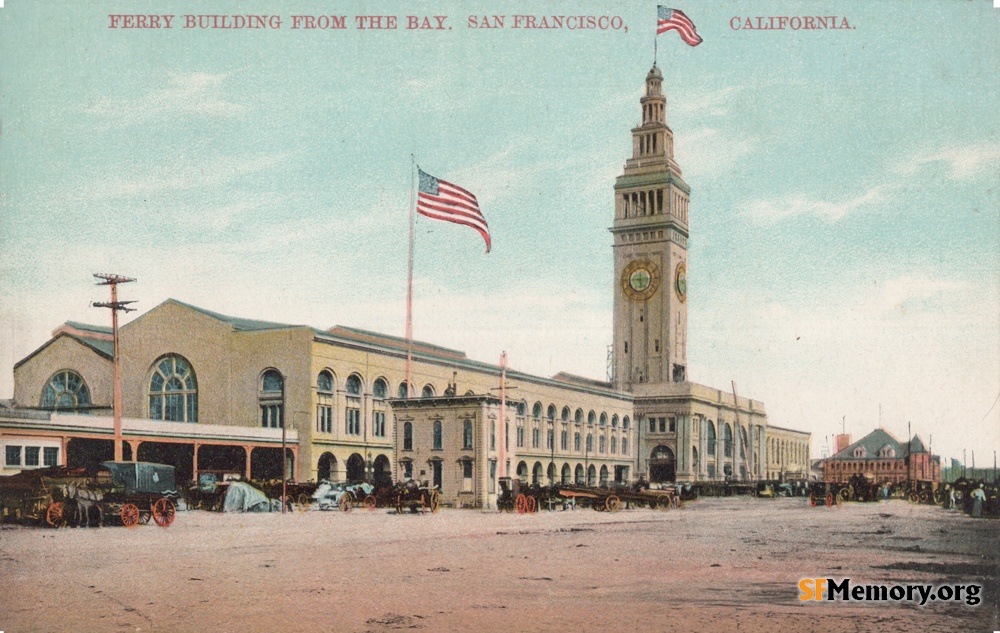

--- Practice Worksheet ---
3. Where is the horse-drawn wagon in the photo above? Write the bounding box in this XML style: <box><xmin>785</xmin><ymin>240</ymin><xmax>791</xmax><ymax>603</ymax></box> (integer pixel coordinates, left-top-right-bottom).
<box><xmin>392</xmin><ymin>480</ymin><xmax>440</xmax><ymax>514</ymax></box>
<box><xmin>311</xmin><ymin>481</ymin><xmax>378</xmax><ymax>512</ymax></box>
<box><xmin>0</xmin><ymin>466</ymin><xmax>89</xmax><ymax>526</ymax></box>
<box><xmin>97</xmin><ymin>461</ymin><xmax>180</xmax><ymax>527</ymax></box>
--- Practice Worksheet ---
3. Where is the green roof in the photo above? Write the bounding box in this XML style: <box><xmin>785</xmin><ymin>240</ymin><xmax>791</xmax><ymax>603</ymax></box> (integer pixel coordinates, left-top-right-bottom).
<box><xmin>830</xmin><ymin>428</ymin><xmax>929</xmax><ymax>460</ymax></box>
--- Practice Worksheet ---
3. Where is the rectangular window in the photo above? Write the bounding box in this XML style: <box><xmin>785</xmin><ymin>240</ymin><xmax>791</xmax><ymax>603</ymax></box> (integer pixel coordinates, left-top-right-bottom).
<box><xmin>532</xmin><ymin>428</ymin><xmax>540</xmax><ymax>448</ymax></box>
<box><xmin>261</xmin><ymin>404</ymin><xmax>283</xmax><ymax>428</ymax></box>
<box><xmin>659</xmin><ymin>418</ymin><xmax>666</xmax><ymax>433</ymax></box>
<box><xmin>374</xmin><ymin>412</ymin><xmax>386</xmax><ymax>437</ymax></box>
<box><xmin>560</xmin><ymin>430</ymin><xmax>568</xmax><ymax>451</ymax></box>
<box><xmin>150</xmin><ymin>395</ymin><xmax>162</xmax><ymax>420</ymax></box>
<box><xmin>464</xmin><ymin>421</ymin><xmax>474</xmax><ymax>450</ymax></box>
<box><xmin>43</xmin><ymin>447</ymin><xmax>58</xmax><ymax>467</ymax></box>
<box><xmin>346</xmin><ymin>408</ymin><xmax>360</xmax><ymax>435</ymax></box>
<box><xmin>5</xmin><ymin>445</ymin><xmax>21</xmax><ymax>466</ymax></box>
<box><xmin>516</xmin><ymin>427</ymin><xmax>525</xmax><ymax>448</ymax></box>
<box><xmin>24</xmin><ymin>446</ymin><xmax>39</xmax><ymax>467</ymax></box>
<box><xmin>462</xmin><ymin>460</ymin><xmax>474</xmax><ymax>493</ymax></box>
<box><xmin>669</xmin><ymin>418</ymin><xmax>676</xmax><ymax>433</ymax></box>
<box><xmin>489</xmin><ymin>460</ymin><xmax>497</xmax><ymax>493</ymax></box>
<box><xmin>650</xmin><ymin>418</ymin><xmax>656</xmax><ymax>433</ymax></box>
<box><xmin>547</xmin><ymin>430</ymin><xmax>554</xmax><ymax>450</ymax></box>
<box><xmin>403</xmin><ymin>461</ymin><xmax>413</xmax><ymax>479</ymax></box>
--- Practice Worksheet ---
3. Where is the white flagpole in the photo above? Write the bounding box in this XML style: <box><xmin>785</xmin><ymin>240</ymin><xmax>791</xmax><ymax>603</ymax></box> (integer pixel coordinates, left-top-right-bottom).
<box><xmin>406</xmin><ymin>157</ymin><xmax>415</xmax><ymax>399</ymax></box>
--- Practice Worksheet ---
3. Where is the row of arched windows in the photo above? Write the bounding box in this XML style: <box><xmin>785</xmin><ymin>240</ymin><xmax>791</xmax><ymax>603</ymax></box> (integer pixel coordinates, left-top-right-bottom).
<box><xmin>528</xmin><ymin>402</ymin><xmax>630</xmax><ymax>430</ymax></box>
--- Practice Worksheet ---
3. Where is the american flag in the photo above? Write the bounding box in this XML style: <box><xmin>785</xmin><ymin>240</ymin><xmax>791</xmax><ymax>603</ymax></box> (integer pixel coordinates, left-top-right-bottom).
<box><xmin>416</xmin><ymin>168</ymin><xmax>491</xmax><ymax>253</ymax></box>
<box><xmin>657</xmin><ymin>7</ymin><xmax>703</xmax><ymax>46</ymax></box>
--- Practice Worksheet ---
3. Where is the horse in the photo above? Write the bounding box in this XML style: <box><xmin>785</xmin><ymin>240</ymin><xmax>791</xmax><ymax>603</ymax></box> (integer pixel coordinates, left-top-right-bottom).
<box><xmin>65</xmin><ymin>483</ymin><xmax>104</xmax><ymax>528</ymax></box>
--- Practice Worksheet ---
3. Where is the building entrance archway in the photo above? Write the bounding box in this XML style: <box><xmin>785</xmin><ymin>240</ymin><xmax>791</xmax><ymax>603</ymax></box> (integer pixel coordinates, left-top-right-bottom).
<box><xmin>318</xmin><ymin>452</ymin><xmax>337</xmax><ymax>481</ymax></box>
<box><xmin>346</xmin><ymin>453</ymin><xmax>365</xmax><ymax>482</ymax></box>
<box><xmin>649</xmin><ymin>444</ymin><xmax>676</xmax><ymax>483</ymax></box>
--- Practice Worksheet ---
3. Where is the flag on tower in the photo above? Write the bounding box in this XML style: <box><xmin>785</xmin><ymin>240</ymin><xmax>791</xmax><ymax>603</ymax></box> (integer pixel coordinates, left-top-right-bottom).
<box><xmin>416</xmin><ymin>168</ymin><xmax>491</xmax><ymax>253</ymax></box>
<box><xmin>657</xmin><ymin>7</ymin><xmax>703</xmax><ymax>46</ymax></box>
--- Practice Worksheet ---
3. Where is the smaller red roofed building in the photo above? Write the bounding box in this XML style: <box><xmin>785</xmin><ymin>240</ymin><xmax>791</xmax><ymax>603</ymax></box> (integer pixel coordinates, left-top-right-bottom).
<box><xmin>822</xmin><ymin>428</ymin><xmax>940</xmax><ymax>484</ymax></box>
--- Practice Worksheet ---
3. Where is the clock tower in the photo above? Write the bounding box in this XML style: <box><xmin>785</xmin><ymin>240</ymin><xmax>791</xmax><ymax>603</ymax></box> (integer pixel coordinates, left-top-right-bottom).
<box><xmin>611</xmin><ymin>65</ymin><xmax>690</xmax><ymax>390</ymax></box>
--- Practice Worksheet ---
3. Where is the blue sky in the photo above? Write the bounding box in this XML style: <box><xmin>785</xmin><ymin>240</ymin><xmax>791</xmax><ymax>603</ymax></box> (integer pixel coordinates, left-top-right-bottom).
<box><xmin>1</xmin><ymin>1</ymin><xmax>998</xmax><ymax>464</ymax></box>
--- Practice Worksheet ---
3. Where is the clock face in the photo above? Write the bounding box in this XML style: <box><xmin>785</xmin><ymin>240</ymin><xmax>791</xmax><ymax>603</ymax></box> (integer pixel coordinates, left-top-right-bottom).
<box><xmin>622</xmin><ymin>260</ymin><xmax>660</xmax><ymax>302</ymax></box>
<box><xmin>675</xmin><ymin>262</ymin><xmax>687</xmax><ymax>302</ymax></box>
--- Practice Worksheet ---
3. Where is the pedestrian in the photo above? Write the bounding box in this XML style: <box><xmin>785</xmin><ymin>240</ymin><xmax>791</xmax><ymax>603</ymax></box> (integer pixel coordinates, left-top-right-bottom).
<box><xmin>970</xmin><ymin>484</ymin><xmax>986</xmax><ymax>518</ymax></box>
<box><xmin>948</xmin><ymin>485</ymin><xmax>956</xmax><ymax>510</ymax></box>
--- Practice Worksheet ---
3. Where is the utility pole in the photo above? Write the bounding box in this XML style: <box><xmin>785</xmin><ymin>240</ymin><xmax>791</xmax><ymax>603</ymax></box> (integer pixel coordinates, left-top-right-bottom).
<box><xmin>92</xmin><ymin>273</ymin><xmax>136</xmax><ymax>462</ymax></box>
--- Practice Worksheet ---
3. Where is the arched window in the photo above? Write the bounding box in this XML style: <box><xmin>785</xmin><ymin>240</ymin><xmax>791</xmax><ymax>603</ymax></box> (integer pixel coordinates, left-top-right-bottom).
<box><xmin>403</xmin><ymin>422</ymin><xmax>413</xmax><ymax>450</ymax></box>
<box><xmin>611</xmin><ymin>414</ymin><xmax>618</xmax><ymax>428</ymax></box>
<box><xmin>316</xmin><ymin>370</ymin><xmax>334</xmax><ymax>434</ymax></box>
<box><xmin>600</xmin><ymin>465</ymin><xmax>609</xmax><ymax>486</ymax></box>
<box><xmin>42</xmin><ymin>369</ymin><xmax>92</xmax><ymax>414</ymax></box>
<box><xmin>422</xmin><ymin>384</ymin><xmax>436</xmax><ymax>398</ymax></box>
<box><xmin>547</xmin><ymin>404</ymin><xmax>556</xmax><ymax>421</ymax></box>
<box><xmin>532</xmin><ymin>402</ymin><xmax>542</xmax><ymax>419</ymax></box>
<box><xmin>345</xmin><ymin>374</ymin><xmax>362</xmax><ymax>435</ymax></box>
<box><xmin>599</xmin><ymin>412</ymin><xmax>607</xmax><ymax>427</ymax></box>
<box><xmin>707</xmin><ymin>421</ymin><xmax>717</xmax><ymax>456</ymax></box>
<box><xmin>622</xmin><ymin>416</ymin><xmax>630</xmax><ymax>430</ymax></box>
<box><xmin>373</xmin><ymin>378</ymin><xmax>388</xmax><ymax>437</ymax></box>
<box><xmin>149</xmin><ymin>356</ymin><xmax>198</xmax><ymax>422</ymax></box>
<box><xmin>398</xmin><ymin>382</ymin><xmax>412</xmax><ymax>399</ymax></box>
<box><xmin>517</xmin><ymin>401</ymin><xmax>526</xmax><ymax>416</ymax></box>
<box><xmin>724</xmin><ymin>423</ymin><xmax>733</xmax><ymax>458</ymax></box>
<box><xmin>433</xmin><ymin>420</ymin><xmax>443</xmax><ymax>450</ymax></box>
<box><xmin>259</xmin><ymin>369</ymin><xmax>282</xmax><ymax>428</ymax></box>
<box><xmin>562</xmin><ymin>406</ymin><xmax>571</xmax><ymax>422</ymax></box>
<box><xmin>317</xmin><ymin>370</ymin><xmax>334</xmax><ymax>393</ymax></box>
<box><xmin>464</xmin><ymin>419</ymin><xmax>474</xmax><ymax>450</ymax></box>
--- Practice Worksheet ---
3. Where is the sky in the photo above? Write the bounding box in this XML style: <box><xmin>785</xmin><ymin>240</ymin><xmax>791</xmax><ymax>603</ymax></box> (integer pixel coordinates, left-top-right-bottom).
<box><xmin>1</xmin><ymin>1</ymin><xmax>998</xmax><ymax>466</ymax></box>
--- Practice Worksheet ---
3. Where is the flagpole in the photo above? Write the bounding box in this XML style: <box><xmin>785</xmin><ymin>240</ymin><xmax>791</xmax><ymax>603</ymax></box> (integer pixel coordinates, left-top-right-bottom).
<box><xmin>406</xmin><ymin>156</ymin><xmax>416</xmax><ymax>399</ymax></box>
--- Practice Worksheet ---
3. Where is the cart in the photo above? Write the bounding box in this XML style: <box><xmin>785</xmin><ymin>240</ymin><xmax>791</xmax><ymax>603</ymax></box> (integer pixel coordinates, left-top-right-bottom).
<box><xmin>97</xmin><ymin>461</ymin><xmax>180</xmax><ymax>528</ymax></box>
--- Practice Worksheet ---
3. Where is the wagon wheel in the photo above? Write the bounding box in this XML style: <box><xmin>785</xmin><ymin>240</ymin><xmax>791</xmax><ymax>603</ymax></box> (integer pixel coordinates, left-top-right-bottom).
<box><xmin>526</xmin><ymin>495</ymin><xmax>537</xmax><ymax>514</ymax></box>
<box><xmin>825</xmin><ymin>492</ymin><xmax>834</xmax><ymax>508</ymax></box>
<box><xmin>139</xmin><ymin>511</ymin><xmax>151</xmax><ymax>525</ymax></box>
<box><xmin>515</xmin><ymin>493</ymin><xmax>528</xmax><ymax>514</ymax></box>
<box><xmin>838</xmin><ymin>488</ymin><xmax>850</xmax><ymax>502</ymax></box>
<box><xmin>428</xmin><ymin>490</ymin><xmax>440</xmax><ymax>514</ymax></box>
<box><xmin>809</xmin><ymin>495</ymin><xmax>817</xmax><ymax>508</ymax></box>
<box><xmin>364</xmin><ymin>495</ymin><xmax>377</xmax><ymax>511</ymax></box>
<box><xmin>45</xmin><ymin>501</ymin><xmax>66</xmax><ymax>528</ymax></box>
<box><xmin>657</xmin><ymin>496</ymin><xmax>672</xmax><ymax>511</ymax></box>
<box><xmin>605</xmin><ymin>495</ymin><xmax>621</xmax><ymax>513</ymax></box>
<box><xmin>297</xmin><ymin>493</ymin><xmax>311</xmax><ymax>512</ymax></box>
<box><xmin>919</xmin><ymin>492</ymin><xmax>929</xmax><ymax>504</ymax></box>
<box><xmin>933</xmin><ymin>489</ymin><xmax>944</xmax><ymax>505</ymax></box>
<box><xmin>152</xmin><ymin>498</ymin><xmax>176</xmax><ymax>528</ymax></box>
<box><xmin>339</xmin><ymin>492</ymin><xmax>354</xmax><ymax>513</ymax></box>
<box><xmin>121</xmin><ymin>503</ymin><xmax>141</xmax><ymax>528</ymax></box>
<box><xmin>907</xmin><ymin>491</ymin><xmax>918</xmax><ymax>503</ymax></box>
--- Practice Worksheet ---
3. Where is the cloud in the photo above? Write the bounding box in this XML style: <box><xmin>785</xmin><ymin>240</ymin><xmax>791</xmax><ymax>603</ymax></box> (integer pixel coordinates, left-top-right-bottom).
<box><xmin>895</xmin><ymin>144</ymin><xmax>1000</xmax><ymax>181</ymax></box>
<box><xmin>676</xmin><ymin>126</ymin><xmax>755</xmax><ymax>180</ymax></box>
<box><xmin>74</xmin><ymin>153</ymin><xmax>287</xmax><ymax>201</ymax></box>
<box><xmin>740</xmin><ymin>183</ymin><xmax>893</xmax><ymax>224</ymax></box>
<box><xmin>84</xmin><ymin>72</ymin><xmax>245</xmax><ymax>126</ymax></box>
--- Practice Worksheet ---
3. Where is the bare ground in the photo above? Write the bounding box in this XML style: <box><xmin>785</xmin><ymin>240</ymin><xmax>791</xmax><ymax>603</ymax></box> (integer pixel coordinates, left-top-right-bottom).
<box><xmin>1</xmin><ymin>497</ymin><xmax>996</xmax><ymax>633</ymax></box>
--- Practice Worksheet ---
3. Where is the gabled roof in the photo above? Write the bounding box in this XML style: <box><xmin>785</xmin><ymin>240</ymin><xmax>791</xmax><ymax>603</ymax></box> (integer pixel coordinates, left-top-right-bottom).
<box><xmin>829</xmin><ymin>428</ymin><xmax>929</xmax><ymax>460</ymax></box>
<box><xmin>167</xmin><ymin>299</ymin><xmax>305</xmax><ymax>332</ymax></box>
<box><xmin>14</xmin><ymin>330</ymin><xmax>115</xmax><ymax>369</ymax></box>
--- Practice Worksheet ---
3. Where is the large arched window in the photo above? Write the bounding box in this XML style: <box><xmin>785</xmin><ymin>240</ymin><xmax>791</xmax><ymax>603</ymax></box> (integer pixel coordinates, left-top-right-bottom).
<box><xmin>707</xmin><ymin>421</ymin><xmax>717</xmax><ymax>456</ymax></box>
<box><xmin>724</xmin><ymin>423</ymin><xmax>734</xmax><ymax>458</ymax></box>
<box><xmin>398</xmin><ymin>382</ymin><xmax>412</xmax><ymax>399</ymax></box>
<box><xmin>622</xmin><ymin>416</ymin><xmax>630</xmax><ymax>431</ymax></box>
<box><xmin>532</xmin><ymin>402</ymin><xmax>542</xmax><ymax>419</ymax></box>
<box><xmin>259</xmin><ymin>369</ymin><xmax>283</xmax><ymax>428</ymax></box>
<box><xmin>150</xmin><ymin>356</ymin><xmax>198</xmax><ymax>422</ymax></box>
<box><xmin>422</xmin><ymin>384</ymin><xmax>436</xmax><ymax>398</ymax></box>
<box><xmin>42</xmin><ymin>369</ymin><xmax>92</xmax><ymax>414</ymax></box>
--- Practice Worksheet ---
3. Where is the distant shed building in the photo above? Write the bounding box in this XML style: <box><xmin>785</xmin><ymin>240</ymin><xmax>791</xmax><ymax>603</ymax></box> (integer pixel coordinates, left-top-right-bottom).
<box><xmin>822</xmin><ymin>428</ymin><xmax>940</xmax><ymax>484</ymax></box>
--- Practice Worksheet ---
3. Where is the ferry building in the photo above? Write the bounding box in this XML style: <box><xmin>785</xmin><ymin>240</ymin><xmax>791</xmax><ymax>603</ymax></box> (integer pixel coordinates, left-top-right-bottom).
<box><xmin>0</xmin><ymin>65</ymin><xmax>810</xmax><ymax>508</ymax></box>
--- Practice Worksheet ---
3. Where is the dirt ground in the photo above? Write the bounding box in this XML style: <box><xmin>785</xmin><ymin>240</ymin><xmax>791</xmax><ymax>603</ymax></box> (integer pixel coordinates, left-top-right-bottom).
<box><xmin>0</xmin><ymin>496</ymin><xmax>996</xmax><ymax>633</ymax></box>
